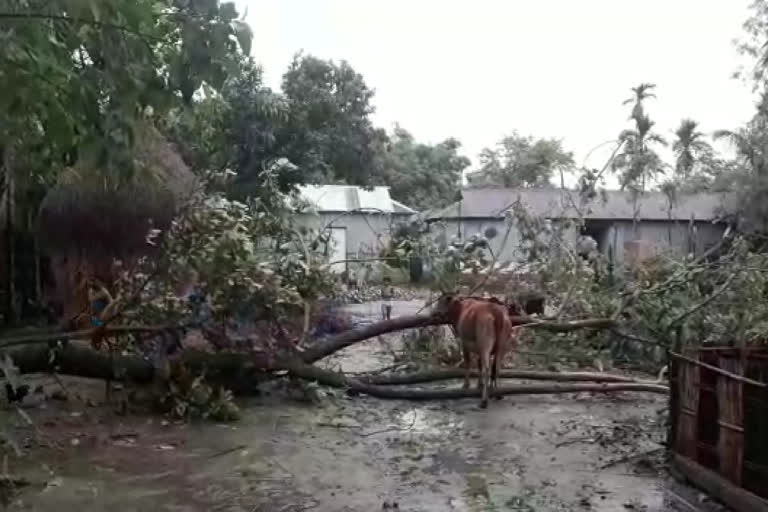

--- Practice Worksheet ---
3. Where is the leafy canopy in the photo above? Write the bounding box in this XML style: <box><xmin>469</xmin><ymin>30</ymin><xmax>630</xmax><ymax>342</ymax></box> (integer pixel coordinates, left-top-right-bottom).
<box><xmin>467</xmin><ymin>132</ymin><xmax>575</xmax><ymax>188</ymax></box>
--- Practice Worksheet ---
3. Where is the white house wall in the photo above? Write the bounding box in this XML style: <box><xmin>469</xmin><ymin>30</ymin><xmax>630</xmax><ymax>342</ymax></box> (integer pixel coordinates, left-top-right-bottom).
<box><xmin>607</xmin><ymin>220</ymin><xmax>725</xmax><ymax>264</ymax></box>
<box><xmin>296</xmin><ymin>212</ymin><xmax>403</xmax><ymax>261</ymax></box>
<box><xmin>433</xmin><ymin>219</ymin><xmax>579</xmax><ymax>263</ymax></box>
<box><xmin>432</xmin><ymin>218</ymin><xmax>725</xmax><ymax>268</ymax></box>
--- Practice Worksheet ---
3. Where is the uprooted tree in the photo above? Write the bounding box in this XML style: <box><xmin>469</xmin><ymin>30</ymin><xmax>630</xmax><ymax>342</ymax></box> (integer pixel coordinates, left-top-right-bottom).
<box><xmin>5</xmin><ymin>0</ymin><xmax>768</xmax><ymax>426</ymax></box>
<box><xmin>4</xmin><ymin>158</ymin><xmax>767</xmax><ymax>422</ymax></box>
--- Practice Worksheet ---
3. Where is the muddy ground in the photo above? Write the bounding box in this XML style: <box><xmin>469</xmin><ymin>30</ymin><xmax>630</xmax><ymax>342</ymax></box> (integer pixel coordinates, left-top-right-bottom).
<box><xmin>1</xmin><ymin>300</ymin><xmax>728</xmax><ymax>511</ymax></box>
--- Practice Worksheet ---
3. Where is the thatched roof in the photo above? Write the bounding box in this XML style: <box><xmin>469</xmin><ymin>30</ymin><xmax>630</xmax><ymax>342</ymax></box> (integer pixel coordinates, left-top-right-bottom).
<box><xmin>38</xmin><ymin>121</ymin><xmax>197</xmax><ymax>260</ymax></box>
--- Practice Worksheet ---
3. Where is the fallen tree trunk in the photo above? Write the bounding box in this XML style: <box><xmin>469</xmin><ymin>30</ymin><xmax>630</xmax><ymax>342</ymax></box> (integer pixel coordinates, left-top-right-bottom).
<box><xmin>509</xmin><ymin>316</ymin><xmax>618</xmax><ymax>331</ymax></box>
<box><xmin>0</xmin><ymin>314</ymin><xmax>619</xmax><ymax>363</ymax></box>
<box><xmin>299</xmin><ymin>314</ymin><xmax>448</xmax><ymax>363</ymax></box>
<box><xmin>363</xmin><ymin>368</ymin><xmax>657</xmax><ymax>386</ymax></box>
<box><xmin>8</xmin><ymin>341</ymin><xmax>669</xmax><ymax>398</ymax></box>
<box><xmin>8</xmin><ymin>343</ymin><xmax>273</xmax><ymax>393</ymax></box>
<box><xmin>301</xmin><ymin>315</ymin><xmax>618</xmax><ymax>362</ymax></box>
<box><xmin>3</xmin><ymin>314</ymin><xmax>634</xmax><ymax>399</ymax></box>
<box><xmin>0</xmin><ymin>324</ymin><xmax>189</xmax><ymax>350</ymax></box>
<box><xmin>285</xmin><ymin>361</ymin><xmax>669</xmax><ymax>398</ymax></box>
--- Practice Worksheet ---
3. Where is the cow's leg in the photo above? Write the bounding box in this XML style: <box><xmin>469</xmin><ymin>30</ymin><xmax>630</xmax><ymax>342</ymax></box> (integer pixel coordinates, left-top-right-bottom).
<box><xmin>462</xmin><ymin>344</ymin><xmax>471</xmax><ymax>390</ymax></box>
<box><xmin>492</xmin><ymin>351</ymin><xmax>504</xmax><ymax>400</ymax></box>
<box><xmin>476</xmin><ymin>354</ymin><xmax>483</xmax><ymax>391</ymax></box>
<box><xmin>479</xmin><ymin>348</ymin><xmax>491</xmax><ymax>409</ymax></box>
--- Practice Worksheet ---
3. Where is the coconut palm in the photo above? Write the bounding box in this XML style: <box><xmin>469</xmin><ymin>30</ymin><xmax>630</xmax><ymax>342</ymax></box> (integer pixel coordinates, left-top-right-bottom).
<box><xmin>623</xmin><ymin>83</ymin><xmax>657</xmax><ymax>119</ymax></box>
<box><xmin>673</xmin><ymin>119</ymin><xmax>712</xmax><ymax>180</ymax></box>
<box><xmin>613</xmin><ymin>113</ymin><xmax>667</xmax><ymax>190</ymax></box>
<box><xmin>714</xmin><ymin>123</ymin><xmax>768</xmax><ymax>177</ymax></box>
<box><xmin>614</xmin><ymin>83</ymin><xmax>667</xmax><ymax>239</ymax></box>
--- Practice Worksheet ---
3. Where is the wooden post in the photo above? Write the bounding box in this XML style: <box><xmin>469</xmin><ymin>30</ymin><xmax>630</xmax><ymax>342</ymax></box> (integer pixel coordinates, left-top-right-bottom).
<box><xmin>668</xmin><ymin>327</ymin><xmax>682</xmax><ymax>452</ymax></box>
<box><xmin>676</xmin><ymin>354</ymin><xmax>700</xmax><ymax>458</ymax></box>
<box><xmin>718</xmin><ymin>356</ymin><xmax>745</xmax><ymax>485</ymax></box>
<box><xmin>2</xmin><ymin>146</ymin><xmax>16</xmax><ymax>325</ymax></box>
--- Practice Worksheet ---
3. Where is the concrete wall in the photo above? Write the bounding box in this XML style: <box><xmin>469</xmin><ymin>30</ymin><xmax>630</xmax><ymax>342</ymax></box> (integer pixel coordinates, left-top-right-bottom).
<box><xmin>430</xmin><ymin>217</ymin><xmax>726</xmax><ymax>267</ymax></box>
<box><xmin>430</xmin><ymin>218</ymin><xmax>579</xmax><ymax>263</ymax></box>
<box><xmin>605</xmin><ymin>220</ymin><xmax>724</xmax><ymax>265</ymax></box>
<box><xmin>296</xmin><ymin>212</ymin><xmax>410</xmax><ymax>260</ymax></box>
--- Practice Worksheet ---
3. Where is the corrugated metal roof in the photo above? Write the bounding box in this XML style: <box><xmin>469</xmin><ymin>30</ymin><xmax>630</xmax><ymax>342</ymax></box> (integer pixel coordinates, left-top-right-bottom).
<box><xmin>392</xmin><ymin>199</ymin><xmax>417</xmax><ymax>214</ymax></box>
<box><xmin>297</xmin><ymin>185</ymin><xmax>416</xmax><ymax>214</ymax></box>
<box><xmin>427</xmin><ymin>187</ymin><xmax>729</xmax><ymax>222</ymax></box>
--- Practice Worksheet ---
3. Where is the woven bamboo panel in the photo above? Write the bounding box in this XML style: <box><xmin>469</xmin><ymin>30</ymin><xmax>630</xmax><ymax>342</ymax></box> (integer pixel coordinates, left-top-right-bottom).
<box><xmin>717</xmin><ymin>356</ymin><xmax>744</xmax><ymax>485</ymax></box>
<box><xmin>676</xmin><ymin>357</ymin><xmax>700</xmax><ymax>458</ymax></box>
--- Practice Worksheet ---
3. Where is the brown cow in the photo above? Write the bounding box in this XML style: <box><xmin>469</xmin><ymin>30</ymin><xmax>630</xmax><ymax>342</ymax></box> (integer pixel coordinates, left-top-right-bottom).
<box><xmin>436</xmin><ymin>294</ymin><xmax>514</xmax><ymax>408</ymax></box>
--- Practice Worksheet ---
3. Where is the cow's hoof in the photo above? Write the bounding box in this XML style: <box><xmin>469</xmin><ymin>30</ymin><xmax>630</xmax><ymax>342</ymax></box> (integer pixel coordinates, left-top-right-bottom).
<box><xmin>479</xmin><ymin>400</ymin><xmax>488</xmax><ymax>409</ymax></box>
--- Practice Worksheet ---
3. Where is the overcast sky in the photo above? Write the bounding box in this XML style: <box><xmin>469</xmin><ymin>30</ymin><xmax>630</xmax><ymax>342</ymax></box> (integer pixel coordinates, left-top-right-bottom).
<box><xmin>238</xmin><ymin>0</ymin><xmax>760</xmax><ymax>184</ymax></box>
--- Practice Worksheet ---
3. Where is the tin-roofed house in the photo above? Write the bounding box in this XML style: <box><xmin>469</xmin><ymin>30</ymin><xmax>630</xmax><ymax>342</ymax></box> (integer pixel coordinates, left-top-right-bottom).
<box><xmin>425</xmin><ymin>187</ymin><xmax>729</xmax><ymax>271</ymax></box>
<box><xmin>295</xmin><ymin>185</ymin><xmax>417</xmax><ymax>274</ymax></box>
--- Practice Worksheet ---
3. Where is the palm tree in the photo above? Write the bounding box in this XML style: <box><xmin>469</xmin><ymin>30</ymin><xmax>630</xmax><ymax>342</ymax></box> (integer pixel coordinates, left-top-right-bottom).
<box><xmin>715</xmin><ymin>91</ymin><xmax>768</xmax><ymax>176</ymax></box>
<box><xmin>714</xmin><ymin>124</ymin><xmax>768</xmax><ymax>177</ymax></box>
<box><xmin>613</xmin><ymin>113</ymin><xmax>667</xmax><ymax>190</ymax></box>
<box><xmin>614</xmin><ymin>83</ymin><xmax>667</xmax><ymax>238</ymax></box>
<box><xmin>672</xmin><ymin>119</ymin><xmax>712</xmax><ymax>180</ymax></box>
<box><xmin>623</xmin><ymin>83</ymin><xmax>657</xmax><ymax>119</ymax></box>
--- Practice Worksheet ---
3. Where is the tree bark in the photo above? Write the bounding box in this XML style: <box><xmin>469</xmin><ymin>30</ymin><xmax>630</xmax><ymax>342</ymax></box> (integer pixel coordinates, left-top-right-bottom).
<box><xmin>2</xmin><ymin>313</ymin><xmax>633</xmax><ymax>400</ymax></box>
<box><xmin>7</xmin><ymin>341</ymin><xmax>669</xmax><ymax>398</ymax></box>
<box><xmin>8</xmin><ymin>342</ymin><xmax>273</xmax><ymax>393</ymax></box>
<box><xmin>299</xmin><ymin>314</ymin><xmax>448</xmax><ymax>363</ymax></box>
<box><xmin>0</xmin><ymin>315</ymin><xmax>618</xmax><ymax>356</ymax></box>
<box><xmin>3</xmin><ymin>146</ymin><xmax>16</xmax><ymax>326</ymax></box>
<box><xmin>285</xmin><ymin>361</ymin><xmax>669</xmax><ymax>399</ymax></box>
<box><xmin>362</xmin><ymin>368</ymin><xmax>658</xmax><ymax>386</ymax></box>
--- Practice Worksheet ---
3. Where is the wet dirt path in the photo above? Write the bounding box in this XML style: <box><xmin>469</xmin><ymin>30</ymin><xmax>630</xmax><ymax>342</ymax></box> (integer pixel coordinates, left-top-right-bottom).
<box><xmin>4</xmin><ymin>300</ymin><xmax>727</xmax><ymax>511</ymax></box>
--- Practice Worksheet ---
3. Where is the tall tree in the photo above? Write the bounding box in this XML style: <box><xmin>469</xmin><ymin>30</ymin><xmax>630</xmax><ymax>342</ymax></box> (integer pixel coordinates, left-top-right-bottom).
<box><xmin>0</xmin><ymin>0</ymin><xmax>252</xmax><ymax>184</ymax></box>
<box><xmin>467</xmin><ymin>132</ymin><xmax>574</xmax><ymax>188</ymax></box>
<box><xmin>613</xmin><ymin>84</ymin><xmax>667</xmax><ymax>191</ymax></box>
<box><xmin>672</xmin><ymin>119</ymin><xmax>713</xmax><ymax>180</ymax></box>
<box><xmin>278</xmin><ymin>53</ymin><xmax>382</xmax><ymax>186</ymax></box>
<box><xmin>735</xmin><ymin>0</ymin><xmax>768</xmax><ymax>90</ymax></box>
<box><xmin>375</xmin><ymin>126</ymin><xmax>470</xmax><ymax>209</ymax></box>
<box><xmin>612</xmin><ymin>83</ymin><xmax>667</xmax><ymax>238</ymax></box>
<box><xmin>163</xmin><ymin>58</ymin><xmax>298</xmax><ymax>204</ymax></box>
<box><xmin>0</xmin><ymin>0</ymin><xmax>252</xmax><ymax>321</ymax></box>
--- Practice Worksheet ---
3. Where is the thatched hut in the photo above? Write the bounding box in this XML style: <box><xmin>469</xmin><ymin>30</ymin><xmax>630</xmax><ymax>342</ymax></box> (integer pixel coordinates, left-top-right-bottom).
<box><xmin>37</xmin><ymin>122</ymin><xmax>197</xmax><ymax>325</ymax></box>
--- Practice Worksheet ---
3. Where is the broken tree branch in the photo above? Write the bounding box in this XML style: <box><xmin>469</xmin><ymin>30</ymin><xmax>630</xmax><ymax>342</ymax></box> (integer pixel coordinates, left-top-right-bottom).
<box><xmin>284</xmin><ymin>361</ymin><xmax>669</xmax><ymax>399</ymax></box>
<box><xmin>510</xmin><ymin>317</ymin><xmax>617</xmax><ymax>331</ymax></box>
<box><xmin>299</xmin><ymin>314</ymin><xmax>448</xmax><ymax>363</ymax></box>
<box><xmin>0</xmin><ymin>324</ymin><xmax>190</xmax><ymax>350</ymax></box>
<box><xmin>0</xmin><ymin>313</ymin><xmax>620</xmax><ymax>366</ymax></box>
<box><xmin>6</xmin><ymin>342</ymin><xmax>273</xmax><ymax>393</ymax></box>
<box><xmin>362</xmin><ymin>368</ymin><xmax>660</xmax><ymax>386</ymax></box>
<box><xmin>668</xmin><ymin>273</ymin><xmax>736</xmax><ymax>328</ymax></box>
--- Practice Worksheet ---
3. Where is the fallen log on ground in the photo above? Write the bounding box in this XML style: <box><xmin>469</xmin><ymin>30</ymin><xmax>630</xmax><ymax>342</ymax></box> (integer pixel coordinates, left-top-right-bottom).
<box><xmin>7</xmin><ymin>341</ymin><xmax>669</xmax><ymax>398</ymax></box>
<box><xmin>509</xmin><ymin>316</ymin><xmax>618</xmax><ymax>331</ymax></box>
<box><xmin>363</xmin><ymin>368</ymin><xmax>657</xmax><ymax>386</ymax></box>
<box><xmin>0</xmin><ymin>324</ymin><xmax>190</xmax><ymax>350</ymax></box>
<box><xmin>2</xmin><ymin>313</ymin><xmax>637</xmax><ymax>400</ymax></box>
<box><xmin>285</xmin><ymin>361</ymin><xmax>669</xmax><ymax>398</ymax></box>
<box><xmin>0</xmin><ymin>314</ymin><xmax>618</xmax><ymax>361</ymax></box>
<box><xmin>7</xmin><ymin>343</ymin><xmax>273</xmax><ymax>393</ymax></box>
